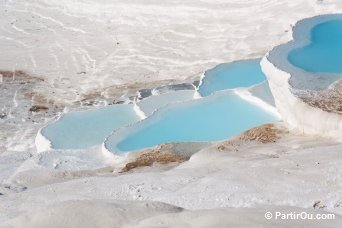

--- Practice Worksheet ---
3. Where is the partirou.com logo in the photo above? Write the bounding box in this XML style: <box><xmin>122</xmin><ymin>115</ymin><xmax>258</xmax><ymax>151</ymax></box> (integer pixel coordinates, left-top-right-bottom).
<box><xmin>265</xmin><ymin>211</ymin><xmax>335</xmax><ymax>220</ymax></box>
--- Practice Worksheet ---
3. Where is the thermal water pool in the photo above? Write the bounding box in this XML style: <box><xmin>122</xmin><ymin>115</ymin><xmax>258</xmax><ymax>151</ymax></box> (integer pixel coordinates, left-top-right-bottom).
<box><xmin>198</xmin><ymin>58</ymin><xmax>266</xmax><ymax>96</ymax></box>
<box><xmin>105</xmin><ymin>90</ymin><xmax>279</xmax><ymax>153</ymax></box>
<box><xmin>41</xmin><ymin>104</ymin><xmax>140</xmax><ymax>149</ymax></box>
<box><xmin>288</xmin><ymin>19</ymin><xmax>342</xmax><ymax>73</ymax></box>
<box><xmin>38</xmin><ymin>59</ymin><xmax>279</xmax><ymax>153</ymax></box>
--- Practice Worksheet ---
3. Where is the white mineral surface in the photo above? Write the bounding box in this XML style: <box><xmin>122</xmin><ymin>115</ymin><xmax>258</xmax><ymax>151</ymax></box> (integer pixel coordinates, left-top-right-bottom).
<box><xmin>1</xmin><ymin>0</ymin><xmax>342</xmax><ymax>227</ymax></box>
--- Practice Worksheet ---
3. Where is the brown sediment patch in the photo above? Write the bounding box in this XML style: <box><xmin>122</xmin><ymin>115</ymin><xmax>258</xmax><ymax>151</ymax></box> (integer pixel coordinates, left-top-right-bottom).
<box><xmin>298</xmin><ymin>81</ymin><xmax>342</xmax><ymax>115</ymax></box>
<box><xmin>0</xmin><ymin>70</ymin><xmax>59</xmax><ymax>110</ymax></box>
<box><xmin>0</xmin><ymin>70</ymin><xmax>14</xmax><ymax>78</ymax></box>
<box><xmin>239</xmin><ymin>123</ymin><xmax>288</xmax><ymax>143</ymax></box>
<box><xmin>0</xmin><ymin>70</ymin><xmax>44</xmax><ymax>81</ymax></box>
<box><xmin>29</xmin><ymin>105</ymin><xmax>49</xmax><ymax>112</ymax></box>
<box><xmin>120</xmin><ymin>145</ymin><xmax>187</xmax><ymax>173</ymax></box>
<box><xmin>0</xmin><ymin>70</ymin><xmax>55</xmax><ymax>106</ymax></box>
<box><xmin>217</xmin><ymin>141</ymin><xmax>240</xmax><ymax>152</ymax></box>
<box><xmin>1</xmin><ymin>69</ymin><xmax>65</xmax><ymax>108</ymax></box>
<box><xmin>54</xmin><ymin>143</ymin><xmax>206</xmax><ymax>176</ymax></box>
<box><xmin>217</xmin><ymin>124</ymin><xmax>288</xmax><ymax>152</ymax></box>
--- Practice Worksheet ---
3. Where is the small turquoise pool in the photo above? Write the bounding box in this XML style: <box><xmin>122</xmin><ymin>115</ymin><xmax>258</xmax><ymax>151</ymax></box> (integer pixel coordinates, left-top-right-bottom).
<box><xmin>288</xmin><ymin>19</ymin><xmax>342</xmax><ymax>73</ymax></box>
<box><xmin>198</xmin><ymin>59</ymin><xmax>266</xmax><ymax>96</ymax></box>
<box><xmin>106</xmin><ymin>91</ymin><xmax>279</xmax><ymax>153</ymax></box>
<box><xmin>41</xmin><ymin>104</ymin><xmax>140</xmax><ymax>149</ymax></box>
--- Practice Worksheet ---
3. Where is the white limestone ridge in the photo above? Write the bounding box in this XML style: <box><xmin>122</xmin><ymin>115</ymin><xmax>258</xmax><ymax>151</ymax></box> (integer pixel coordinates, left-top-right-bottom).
<box><xmin>261</xmin><ymin>57</ymin><xmax>342</xmax><ymax>141</ymax></box>
<box><xmin>35</xmin><ymin>128</ymin><xmax>52</xmax><ymax>153</ymax></box>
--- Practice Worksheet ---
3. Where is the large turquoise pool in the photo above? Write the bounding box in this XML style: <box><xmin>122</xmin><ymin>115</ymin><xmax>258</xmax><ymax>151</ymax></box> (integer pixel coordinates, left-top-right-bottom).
<box><xmin>288</xmin><ymin>19</ymin><xmax>342</xmax><ymax>73</ymax></box>
<box><xmin>105</xmin><ymin>90</ymin><xmax>279</xmax><ymax>153</ymax></box>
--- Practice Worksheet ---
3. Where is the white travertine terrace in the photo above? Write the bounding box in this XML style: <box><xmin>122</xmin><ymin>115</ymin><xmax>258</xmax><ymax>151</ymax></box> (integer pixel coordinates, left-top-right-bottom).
<box><xmin>261</xmin><ymin>14</ymin><xmax>342</xmax><ymax>141</ymax></box>
<box><xmin>3</xmin><ymin>2</ymin><xmax>342</xmax><ymax>226</ymax></box>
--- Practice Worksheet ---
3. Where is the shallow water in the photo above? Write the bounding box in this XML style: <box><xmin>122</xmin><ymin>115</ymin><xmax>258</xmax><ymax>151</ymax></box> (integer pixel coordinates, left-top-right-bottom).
<box><xmin>288</xmin><ymin>19</ymin><xmax>342</xmax><ymax>73</ymax></box>
<box><xmin>40</xmin><ymin>59</ymin><xmax>278</xmax><ymax>152</ymax></box>
<box><xmin>41</xmin><ymin>104</ymin><xmax>140</xmax><ymax>149</ymax></box>
<box><xmin>198</xmin><ymin>59</ymin><xmax>266</xmax><ymax>96</ymax></box>
<box><xmin>137</xmin><ymin>90</ymin><xmax>196</xmax><ymax>116</ymax></box>
<box><xmin>106</xmin><ymin>91</ymin><xmax>279</xmax><ymax>153</ymax></box>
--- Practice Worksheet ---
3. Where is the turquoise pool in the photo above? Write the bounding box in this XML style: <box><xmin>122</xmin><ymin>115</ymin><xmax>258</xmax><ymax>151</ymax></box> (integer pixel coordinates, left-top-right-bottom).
<box><xmin>288</xmin><ymin>19</ymin><xmax>342</xmax><ymax>73</ymax></box>
<box><xmin>198</xmin><ymin>59</ymin><xmax>266</xmax><ymax>96</ymax></box>
<box><xmin>39</xmin><ymin>59</ymin><xmax>278</xmax><ymax>153</ymax></box>
<box><xmin>105</xmin><ymin>90</ymin><xmax>279</xmax><ymax>153</ymax></box>
<box><xmin>41</xmin><ymin>104</ymin><xmax>140</xmax><ymax>149</ymax></box>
